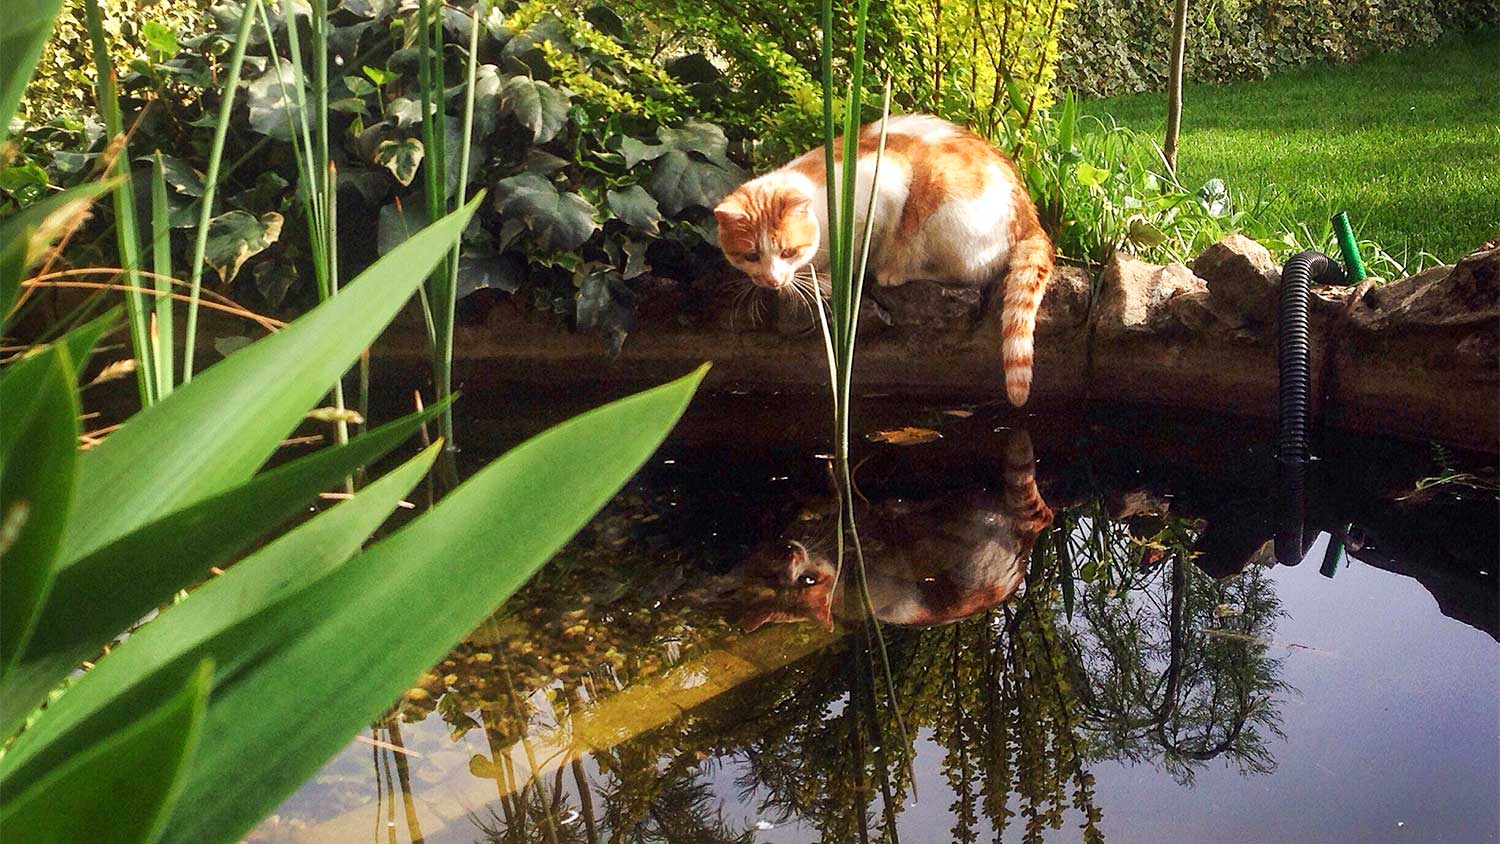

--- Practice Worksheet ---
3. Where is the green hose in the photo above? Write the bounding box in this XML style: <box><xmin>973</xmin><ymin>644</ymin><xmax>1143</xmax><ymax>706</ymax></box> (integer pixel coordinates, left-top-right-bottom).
<box><xmin>1331</xmin><ymin>211</ymin><xmax>1368</xmax><ymax>283</ymax></box>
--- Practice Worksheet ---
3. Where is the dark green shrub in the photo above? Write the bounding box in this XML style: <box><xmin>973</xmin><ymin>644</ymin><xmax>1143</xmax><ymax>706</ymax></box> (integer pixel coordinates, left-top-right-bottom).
<box><xmin>1055</xmin><ymin>0</ymin><xmax>1493</xmax><ymax>97</ymax></box>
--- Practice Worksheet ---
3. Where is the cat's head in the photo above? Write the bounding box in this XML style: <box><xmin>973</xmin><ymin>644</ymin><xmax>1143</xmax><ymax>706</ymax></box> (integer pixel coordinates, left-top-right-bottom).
<box><xmin>714</xmin><ymin>179</ymin><xmax>819</xmax><ymax>290</ymax></box>
<box><xmin>737</xmin><ymin>538</ymin><xmax>836</xmax><ymax>632</ymax></box>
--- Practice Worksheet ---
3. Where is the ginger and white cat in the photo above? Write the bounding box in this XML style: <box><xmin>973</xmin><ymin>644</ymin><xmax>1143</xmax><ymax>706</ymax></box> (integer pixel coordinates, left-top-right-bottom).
<box><xmin>714</xmin><ymin>114</ymin><xmax>1054</xmax><ymax>406</ymax></box>
<box><xmin>737</xmin><ymin>431</ymin><xmax>1053</xmax><ymax>631</ymax></box>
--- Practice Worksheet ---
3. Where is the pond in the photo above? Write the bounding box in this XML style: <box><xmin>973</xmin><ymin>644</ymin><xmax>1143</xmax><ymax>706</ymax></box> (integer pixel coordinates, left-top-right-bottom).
<box><xmin>248</xmin><ymin>391</ymin><xmax>1499</xmax><ymax>844</ymax></box>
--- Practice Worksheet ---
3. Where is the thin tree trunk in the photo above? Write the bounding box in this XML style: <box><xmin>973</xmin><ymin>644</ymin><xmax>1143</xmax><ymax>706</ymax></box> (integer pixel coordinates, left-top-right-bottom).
<box><xmin>1164</xmin><ymin>0</ymin><xmax>1189</xmax><ymax>176</ymax></box>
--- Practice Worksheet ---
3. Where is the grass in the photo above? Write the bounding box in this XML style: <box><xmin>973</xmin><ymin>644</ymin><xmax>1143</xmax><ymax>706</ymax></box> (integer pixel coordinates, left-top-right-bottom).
<box><xmin>1080</xmin><ymin>29</ymin><xmax>1499</xmax><ymax>264</ymax></box>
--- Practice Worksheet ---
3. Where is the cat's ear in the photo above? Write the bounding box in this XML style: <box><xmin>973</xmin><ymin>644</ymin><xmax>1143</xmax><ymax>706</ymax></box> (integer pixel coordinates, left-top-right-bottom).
<box><xmin>714</xmin><ymin>196</ymin><xmax>748</xmax><ymax>229</ymax></box>
<box><xmin>785</xmin><ymin>194</ymin><xmax>813</xmax><ymax>215</ymax></box>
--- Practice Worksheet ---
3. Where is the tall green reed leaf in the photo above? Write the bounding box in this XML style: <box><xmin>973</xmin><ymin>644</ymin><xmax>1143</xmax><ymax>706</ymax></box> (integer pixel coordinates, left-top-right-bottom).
<box><xmin>0</xmin><ymin>0</ymin><xmax>66</xmax><ymax>146</ymax></box>
<box><xmin>184</xmin><ymin>0</ymin><xmax>259</xmax><ymax>382</ymax></box>
<box><xmin>82</xmin><ymin>0</ymin><xmax>153</xmax><ymax>406</ymax></box>
<box><xmin>149</xmin><ymin>152</ymin><xmax>174</xmax><ymax>397</ymax></box>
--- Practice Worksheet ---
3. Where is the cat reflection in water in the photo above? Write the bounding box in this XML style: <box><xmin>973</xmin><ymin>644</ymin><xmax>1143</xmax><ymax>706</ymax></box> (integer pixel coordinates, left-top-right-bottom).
<box><xmin>738</xmin><ymin>430</ymin><xmax>1052</xmax><ymax>631</ymax></box>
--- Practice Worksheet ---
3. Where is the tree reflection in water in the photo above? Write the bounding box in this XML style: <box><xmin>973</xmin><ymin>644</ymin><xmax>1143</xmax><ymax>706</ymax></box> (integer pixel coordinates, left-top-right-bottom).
<box><xmin>359</xmin><ymin>427</ymin><xmax>1297</xmax><ymax>844</ymax></box>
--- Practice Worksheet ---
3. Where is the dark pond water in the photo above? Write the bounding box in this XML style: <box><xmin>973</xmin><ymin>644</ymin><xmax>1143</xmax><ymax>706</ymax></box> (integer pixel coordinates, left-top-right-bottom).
<box><xmin>250</xmin><ymin>391</ymin><xmax>1499</xmax><ymax>844</ymax></box>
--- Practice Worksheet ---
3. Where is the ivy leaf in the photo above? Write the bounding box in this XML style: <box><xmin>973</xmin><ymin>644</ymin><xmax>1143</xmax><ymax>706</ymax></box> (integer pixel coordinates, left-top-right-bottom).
<box><xmin>656</xmin><ymin>121</ymin><xmax>733</xmax><ymax>166</ymax></box>
<box><xmin>619</xmin><ymin>136</ymin><xmax>667</xmax><ymax>169</ymax></box>
<box><xmin>606</xmin><ymin>185</ymin><xmax>662</xmax><ymax>235</ymax></box>
<box><xmin>245</xmin><ymin>60</ymin><xmax>307</xmax><ymax>141</ymax></box>
<box><xmin>136</xmin><ymin>155</ymin><xmax>204</xmax><ymax>197</ymax></box>
<box><xmin>253</xmin><ymin>261</ymin><xmax>297</xmax><ymax>311</ymax></box>
<box><xmin>493</xmin><ymin>173</ymin><xmax>598</xmax><ymax>251</ymax></box>
<box><xmin>388</xmin><ymin>96</ymin><xmax>424</xmax><ymax>128</ymax></box>
<box><xmin>523</xmin><ymin>149</ymin><xmax>569</xmax><ymax>174</ymax></box>
<box><xmin>648</xmin><ymin>150</ymin><xmax>741</xmax><ymax>216</ymax></box>
<box><xmin>203</xmin><ymin>211</ymin><xmax>284</xmax><ymax>284</ymax></box>
<box><xmin>472</xmin><ymin>64</ymin><xmax>503</xmax><ymax>136</ymax></box>
<box><xmin>456</xmin><ymin>252</ymin><xmax>525</xmax><ymax>299</ymax></box>
<box><xmin>621</xmin><ymin>238</ymin><xmax>649</xmax><ymax>280</ymax></box>
<box><xmin>375</xmin><ymin>138</ymin><xmax>424</xmax><ymax>187</ymax></box>
<box><xmin>499</xmin><ymin>75</ymin><xmax>569</xmax><ymax>144</ymax></box>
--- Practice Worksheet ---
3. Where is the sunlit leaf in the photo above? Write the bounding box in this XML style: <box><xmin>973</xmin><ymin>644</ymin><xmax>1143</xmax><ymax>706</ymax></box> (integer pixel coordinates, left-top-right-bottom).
<box><xmin>146</xmin><ymin>365</ymin><xmax>707</xmax><ymax>844</ymax></box>
<box><xmin>0</xmin><ymin>403</ymin><xmax>449</xmax><ymax>736</ymax></box>
<box><xmin>498</xmin><ymin>74</ymin><xmax>569</xmax><ymax>143</ymax></box>
<box><xmin>865</xmin><ymin>427</ymin><xmax>943</xmax><ymax>445</ymax></box>
<box><xmin>0</xmin><ymin>446</ymin><xmax>441</xmax><ymax>792</ymax></box>
<box><xmin>203</xmin><ymin>210</ymin><xmax>284</xmax><ymax>284</ymax></box>
<box><xmin>374</xmin><ymin>137</ymin><xmax>424</xmax><ymax>186</ymax></box>
<box><xmin>56</xmin><ymin>196</ymin><xmax>480</xmax><ymax>578</ymax></box>
<box><xmin>0</xmin><ymin>0</ymin><xmax>66</xmax><ymax>145</ymax></box>
<box><xmin>245</xmin><ymin>59</ymin><xmax>308</xmax><ymax>141</ymax></box>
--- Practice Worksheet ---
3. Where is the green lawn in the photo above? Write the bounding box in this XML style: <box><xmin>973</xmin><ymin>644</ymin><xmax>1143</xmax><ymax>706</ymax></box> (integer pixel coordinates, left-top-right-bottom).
<box><xmin>1080</xmin><ymin>29</ymin><xmax>1500</xmax><ymax>264</ymax></box>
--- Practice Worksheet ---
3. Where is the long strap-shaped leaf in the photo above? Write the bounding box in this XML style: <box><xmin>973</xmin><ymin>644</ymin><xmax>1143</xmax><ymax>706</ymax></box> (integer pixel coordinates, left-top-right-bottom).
<box><xmin>59</xmin><ymin>194</ymin><xmax>481</xmax><ymax>567</ymax></box>
<box><xmin>0</xmin><ymin>0</ymin><xmax>66</xmax><ymax>146</ymax></box>
<box><xmin>0</xmin><ymin>445</ymin><xmax>441</xmax><ymax>792</ymax></box>
<box><xmin>0</xmin><ymin>660</ymin><xmax>211</xmax><ymax>844</ymax></box>
<box><xmin>0</xmin><ymin>345</ymin><xmax>77</xmax><ymax>674</ymax></box>
<box><xmin>0</xmin><ymin>402</ymin><xmax>448</xmax><ymax>737</ymax></box>
<box><xmin>158</xmin><ymin>364</ymin><xmax>706</xmax><ymax>844</ymax></box>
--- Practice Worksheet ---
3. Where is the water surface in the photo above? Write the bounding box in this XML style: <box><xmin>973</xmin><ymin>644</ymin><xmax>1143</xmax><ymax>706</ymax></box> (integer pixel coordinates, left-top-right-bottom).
<box><xmin>250</xmin><ymin>393</ymin><xmax>1499</xmax><ymax>844</ymax></box>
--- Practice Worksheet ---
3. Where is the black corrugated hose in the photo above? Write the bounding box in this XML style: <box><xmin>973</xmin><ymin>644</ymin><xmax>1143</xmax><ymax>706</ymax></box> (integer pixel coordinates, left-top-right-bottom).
<box><xmin>1275</xmin><ymin>251</ymin><xmax>1347</xmax><ymax>565</ymax></box>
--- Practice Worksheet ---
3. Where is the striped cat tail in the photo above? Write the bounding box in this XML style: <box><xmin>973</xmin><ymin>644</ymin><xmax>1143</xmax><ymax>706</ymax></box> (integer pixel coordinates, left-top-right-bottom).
<box><xmin>1002</xmin><ymin>430</ymin><xmax>1051</xmax><ymax>529</ymax></box>
<box><xmin>1000</xmin><ymin>228</ymin><xmax>1054</xmax><ymax>406</ymax></box>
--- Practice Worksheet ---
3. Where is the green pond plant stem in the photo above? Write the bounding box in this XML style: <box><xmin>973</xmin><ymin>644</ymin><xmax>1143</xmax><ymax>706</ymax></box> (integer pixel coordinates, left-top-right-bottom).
<box><xmin>81</xmin><ymin>0</ymin><xmax>153</xmax><ymax>406</ymax></box>
<box><xmin>184</xmin><ymin>0</ymin><xmax>259</xmax><ymax>384</ymax></box>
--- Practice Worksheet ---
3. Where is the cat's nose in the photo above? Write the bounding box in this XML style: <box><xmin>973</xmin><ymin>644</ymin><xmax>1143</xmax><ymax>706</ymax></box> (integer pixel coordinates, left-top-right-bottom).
<box><xmin>752</xmin><ymin>275</ymin><xmax>782</xmax><ymax>288</ymax></box>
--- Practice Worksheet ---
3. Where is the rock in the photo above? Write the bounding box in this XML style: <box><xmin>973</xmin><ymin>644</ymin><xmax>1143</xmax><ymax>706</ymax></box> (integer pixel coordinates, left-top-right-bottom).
<box><xmin>1036</xmin><ymin>266</ymin><xmax>1091</xmax><ymax>335</ymax></box>
<box><xmin>1354</xmin><ymin>247</ymin><xmax>1499</xmax><ymax>332</ymax></box>
<box><xmin>869</xmin><ymin>279</ymin><xmax>983</xmax><ymax>328</ymax></box>
<box><xmin>1094</xmin><ymin>254</ymin><xmax>1204</xmax><ymax>339</ymax></box>
<box><xmin>1168</xmin><ymin>290</ymin><xmax>1228</xmax><ymax>333</ymax></box>
<box><xmin>1194</xmin><ymin>235</ymin><xmax>1280</xmax><ymax>324</ymax></box>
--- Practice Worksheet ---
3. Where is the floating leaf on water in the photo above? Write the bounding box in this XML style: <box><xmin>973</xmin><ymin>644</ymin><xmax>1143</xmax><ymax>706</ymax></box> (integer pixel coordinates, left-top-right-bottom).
<box><xmin>865</xmin><ymin>427</ymin><xmax>943</xmax><ymax>446</ymax></box>
<box><xmin>942</xmin><ymin>409</ymin><xmax>973</xmax><ymax>418</ymax></box>
<box><xmin>467</xmin><ymin>754</ymin><xmax>497</xmax><ymax>778</ymax></box>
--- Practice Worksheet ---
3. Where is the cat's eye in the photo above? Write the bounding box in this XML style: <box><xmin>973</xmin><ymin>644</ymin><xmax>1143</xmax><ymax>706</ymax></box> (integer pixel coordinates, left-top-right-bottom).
<box><xmin>796</xmin><ymin>573</ymin><xmax>819</xmax><ymax>588</ymax></box>
<box><xmin>780</xmin><ymin>247</ymin><xmax>798</xmax><ymax>259</ymax></box>
<box><xmin>744</xmin><ymin>251</ymin><xmax>760</xmax><ymax>262</ymax></box>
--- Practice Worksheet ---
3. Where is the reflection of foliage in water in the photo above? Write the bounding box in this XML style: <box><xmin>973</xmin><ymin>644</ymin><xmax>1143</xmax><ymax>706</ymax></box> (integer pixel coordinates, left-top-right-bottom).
<box><xmin>362</xmin><ymin>481</ymin><xmax>1288</xmax><ymax>844</ymax></box>
<box><xmin>1055</xmin><ymin>506</ymin><xmax>1290</xmax><ymax>786</ymax></box>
